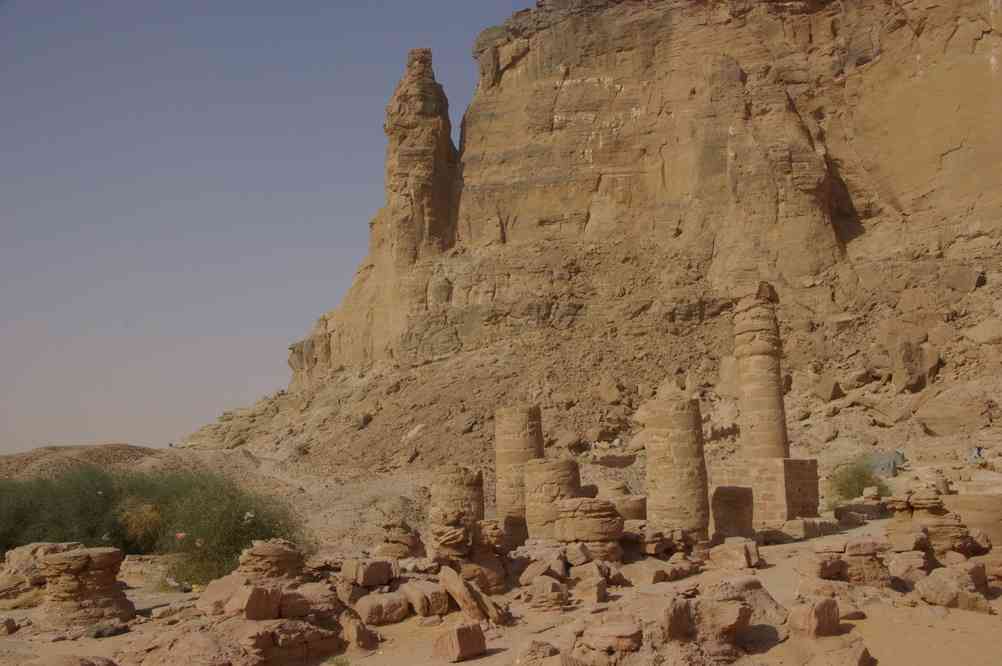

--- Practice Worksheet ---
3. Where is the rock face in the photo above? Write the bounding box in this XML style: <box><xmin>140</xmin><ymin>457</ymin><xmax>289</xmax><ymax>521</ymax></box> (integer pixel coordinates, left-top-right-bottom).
<box><xmin>287</xmin><ymin>47</ymin><xmax>459</xmax><ymax>386</ymax></box>
<box><xmin>181</xmin><ymin>1</ymin><xmax>1002</xmax><ymax>546</ymax></box>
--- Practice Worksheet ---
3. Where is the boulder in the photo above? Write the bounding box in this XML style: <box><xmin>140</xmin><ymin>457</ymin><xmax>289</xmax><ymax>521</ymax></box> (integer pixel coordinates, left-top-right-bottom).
<box><xmin>914</xmin><ymin>562</ymin><xmax>992</xmax><ymax>613</ymax></box>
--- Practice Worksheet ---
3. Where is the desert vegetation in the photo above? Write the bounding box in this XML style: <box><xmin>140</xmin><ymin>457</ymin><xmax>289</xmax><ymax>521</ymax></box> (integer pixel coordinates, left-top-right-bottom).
<box><xmin>0</xmin><ymin>465</ymin><xmax>303</xmax><ymax>584</ymax></box>
<box><xmin>828</xmin><ymin>458</ymin><xmax>891</xmax><ymax>503</ymax></box>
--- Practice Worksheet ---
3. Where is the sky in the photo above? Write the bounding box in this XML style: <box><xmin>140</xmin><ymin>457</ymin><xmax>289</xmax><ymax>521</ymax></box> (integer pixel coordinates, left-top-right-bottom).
<box><xmin>0</xmin><ymin>1</ymin><xmax>534</xmax><ymax>454</ymax></box>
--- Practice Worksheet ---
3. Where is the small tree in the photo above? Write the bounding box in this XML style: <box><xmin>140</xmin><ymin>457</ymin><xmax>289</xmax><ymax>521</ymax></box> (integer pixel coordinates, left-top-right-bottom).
<box><xmin>829</xmin><ymin>459</ymin><xmax>890</xmax><ymax>503</ymax></box>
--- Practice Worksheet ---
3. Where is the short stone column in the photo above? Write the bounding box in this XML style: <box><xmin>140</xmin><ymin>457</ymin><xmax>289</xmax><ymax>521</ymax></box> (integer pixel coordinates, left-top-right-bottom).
<box><xmin>494</xmin><ymin>405</ymin><xmax>545</xmax><ymax>545</ymax></box>
<box><xmin>524</xmin><ymin>458</ymin><xmax>581</xmax><ymax>540</ymax></box>
<box><xmin>733</xmin><ymin>282</ymin><xmax>789</xmax><ymax>459</ymax></box>
<box><xmin>554</xmin><ymin>498</ymin><xmax>625</xmax><ymax>562</ymax></box>
<box><xmin>429</xmin><ymin>464</ymin><xmax>485</xmax><ymax>557</ymax></box>
<box><xmin>640</xmin><ymin>388</ymin><xmax>710</xmax><ymax>541</ymax></box>
<box><xmin>38</xmin><ymin>547</ymin><xmax>135</xmax><ymax>628</ymax></box>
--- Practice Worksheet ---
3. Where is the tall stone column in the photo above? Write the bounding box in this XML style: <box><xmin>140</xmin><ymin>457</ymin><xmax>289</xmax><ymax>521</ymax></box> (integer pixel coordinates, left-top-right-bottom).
<box><xmin>640</xmin><ymin>384</ymin><xmax>710</xmax><ymax>541</ymax></box>
<box><xmin>733</xmin><ymin>282</ymin><xmax>790</xmax><ymax>459</ymax></box>
<box><xmin>494</xmin><ymin>405</ymin><xmax>545</xmax><ymax>544</ymax></box>
<box><xmin>710</xmin><ymin>281</ymin><xmax>819</xmax><ymax>533</ymax></box>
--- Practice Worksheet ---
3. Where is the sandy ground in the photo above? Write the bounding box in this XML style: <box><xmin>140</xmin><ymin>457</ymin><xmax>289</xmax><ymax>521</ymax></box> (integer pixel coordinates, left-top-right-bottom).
<box><xmin>2</xmin><ymin>520</ymin><xmax>1000</xmax><ymax>666</ymax></box>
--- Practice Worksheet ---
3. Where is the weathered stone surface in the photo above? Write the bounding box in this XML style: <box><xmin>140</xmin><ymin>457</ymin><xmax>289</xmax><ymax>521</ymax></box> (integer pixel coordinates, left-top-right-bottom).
<box><xmin>495</xmin><ymin>404</ymin><xmax>545</xmax><ymax>545</ymax></box>
<box><xmin>438</xmin><ymin>566</ymin><xmax>510</xmax><ymax>625</ymax></box>
<box><xmin>354</xmin><ymin>591</ymin><xmax>411</xmax><ymax>626</ymax></box>
<box><xmin>734</xmin><ymin>286</ymin><xmax>789</xmax><ymax>460</ymax></box>
<box><xmin>236</xmin><ymin>539</ymin><xmax>304</xmax><ymax>580</ymax></box>
<box><xmin>0</xmin><ymin>542</ymin><xmax>83</xmax><ymax>603</ymax></box>
<box><xmin>399</xmin><ymin>580</ymin><xmax>450</xmax><ymax>617</ymax></box>
<box><xmin>638</xmin><ymin>384</ymin><xmax>709</xmax><ymax>540</ymax></box>
<box><xmin>709</xmin><ymin>539</ymin><xmax>763</xmax><ymax>571</ymax></box>
<box><xmin>429</xmin><ymin>464</ymin><xmax>484</xmax><ymax>557</ymax></box>
<box><xmin>37</xmin><ymin>547</ymin><xmax>135</xmax><ymax>628</ymax></box>
<box><xmin>914</xmin><ymin>562</ymin><xmax>992</xmax><ymax>613</ymax></box>
<box><xmin>341</xmin><ymin>559</ymin><xmax>396</xmax><ymax>588</ymax></box>
<box><xmin>523</xmin><ymin>457</ymin><xmax>582</xmax><ymax>540</ymax></box>
<box><xmin>554</xmin><ymin>498</ymin><xmax>624</xmax><ymax>543</ymax></box>
<box><xmin>433</xmin><ymin>622</ymin><xmax>487</xmax><ymax>663</ymax></box>
<box><xmin>527</xmin><ymin>575</ymin><xmax>570</xmax><ymax>612</ymax></box>
<box><xmin>789</xmin><ymin>597</ymin><xmax>840</xmax><ymax>637</ymax></box>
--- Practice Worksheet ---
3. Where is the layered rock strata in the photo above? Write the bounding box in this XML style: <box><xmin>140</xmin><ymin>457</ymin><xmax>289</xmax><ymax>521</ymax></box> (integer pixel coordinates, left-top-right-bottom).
<box><xmin>37</xmin><ymin>547</ymin><xmax>135</xmax><ymax>628</ymax></box>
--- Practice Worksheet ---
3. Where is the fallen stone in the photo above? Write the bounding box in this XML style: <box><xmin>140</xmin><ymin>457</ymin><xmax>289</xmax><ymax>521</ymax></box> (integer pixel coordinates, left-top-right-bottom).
<box><xmin>789</xmin><ymin>597</ymin><xmax>840</xmax><ymax>637</ymax></box>
<box><xmin>400</xmin><ymin>580</ymin><xmax>450</xmax><ymax>617</ymax></box>
<box><xmin>354</xmin><ymin>591</ymin><xmax>411</xmax><ymax>626</ymax></box>
<box><xmin>432</xmin><ymin>622</ymin><xmax>487</xmax><ymax>662</ymax></box>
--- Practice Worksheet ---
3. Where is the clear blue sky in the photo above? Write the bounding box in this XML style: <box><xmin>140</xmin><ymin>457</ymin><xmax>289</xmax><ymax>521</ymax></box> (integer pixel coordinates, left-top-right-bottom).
<box><xmin>0</xmin><ymin>1</ymin><xmax>533</xmax><ymax>453</ymax></box>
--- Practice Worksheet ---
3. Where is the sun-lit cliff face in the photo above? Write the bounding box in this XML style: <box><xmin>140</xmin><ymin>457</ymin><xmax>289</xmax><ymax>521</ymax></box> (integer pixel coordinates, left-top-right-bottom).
<box><xmin>186</xmin><ymin>1</ymin><xmax>1001</xmax><ymax>491</ymax></box>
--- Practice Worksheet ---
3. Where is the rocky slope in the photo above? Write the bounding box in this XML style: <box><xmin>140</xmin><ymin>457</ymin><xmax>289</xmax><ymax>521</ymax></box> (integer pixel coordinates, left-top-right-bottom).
<box><xmin>181</xmin><ymin>0</ymin><xmax>1002</xmax><ymax>542</ymax></box>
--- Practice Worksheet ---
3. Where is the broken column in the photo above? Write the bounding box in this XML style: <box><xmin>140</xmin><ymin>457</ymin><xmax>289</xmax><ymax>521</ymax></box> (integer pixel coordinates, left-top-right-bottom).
<box><xmin>554</xmin><ymin>498</ymin><xmax>625</xmax><ymax>562</ymax></box>
<box><xmin>524</xmin><ymin>458</ymin><xmax>582</xmax><ymax>540</ymax></box>
<box><xmin>37</xmin><ymin>547</ymin><xmax>135</xmax><ymax>628</ymax></box>
<box><xmin>494</xmin><ymin>404</ymin><xmax>545</xmax><ymax>545</ymax></box>
<box><xmin>733</xmin><ymin>282</ymin><xmax>789</xmax><ymax>460</ymax></box>
<box><xmin>639</xmin><ymin>382</ymin><xmax>710</xmax><ymax>541</ymax></box>
<box><xmin>712</xmin><ymin>282</ymin><xmax>819</xmax><ymax>531</ymax></box>
<box><xmin>429</xmin><ymin>464</ymin><xmax>485</xmax><ymax>557</ymax></box>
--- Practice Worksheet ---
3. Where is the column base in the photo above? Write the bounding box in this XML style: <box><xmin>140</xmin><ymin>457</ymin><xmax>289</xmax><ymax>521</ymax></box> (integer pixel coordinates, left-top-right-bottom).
<box><xmin>709</xmin><ymin>458</ymin><xmax>819</xmax><ymax>533</ymax></box>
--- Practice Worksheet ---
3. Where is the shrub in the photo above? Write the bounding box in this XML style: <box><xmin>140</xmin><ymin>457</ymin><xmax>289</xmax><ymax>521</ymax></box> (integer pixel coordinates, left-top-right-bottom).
<box><xmin>829</xmin><ymin>459</ymin><xmax>891</xmax><ymax>503</ymax></box>
<box><xmin>0</xmin><ymin>466</ymin><xmax>303</xmax><ymax>585</ymax></box>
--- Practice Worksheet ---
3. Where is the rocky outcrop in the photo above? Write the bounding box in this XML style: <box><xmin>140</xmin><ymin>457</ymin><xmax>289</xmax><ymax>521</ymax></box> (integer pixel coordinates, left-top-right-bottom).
<box><xmin>287</xmin><ymin>47</ymin><xmax>460</xmax><ymax>387</ymax></box>
<box><xmin>181</xmin><ymin>1</ymin><xmax>1002</xmax><ymax>544</ymax></box>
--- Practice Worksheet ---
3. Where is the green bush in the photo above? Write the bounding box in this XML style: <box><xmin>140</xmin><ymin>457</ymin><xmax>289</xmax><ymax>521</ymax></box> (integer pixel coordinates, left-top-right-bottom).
<box><xmin>0</xmin><ymin>466</ymin><xmax>303</xmax><ymax>585</ymax></box>
<box><xmin>829</xmin><ymin>459</ymin><xmax>891</xmax><ymax>503</ymax></box>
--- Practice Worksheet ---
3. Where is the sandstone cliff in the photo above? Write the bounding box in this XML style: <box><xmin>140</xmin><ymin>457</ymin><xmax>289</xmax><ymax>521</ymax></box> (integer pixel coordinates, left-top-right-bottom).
<box><xmin>184</xmin><ymin>1</ymin><xmax>1002</xmax><ymax>533</ymax></box>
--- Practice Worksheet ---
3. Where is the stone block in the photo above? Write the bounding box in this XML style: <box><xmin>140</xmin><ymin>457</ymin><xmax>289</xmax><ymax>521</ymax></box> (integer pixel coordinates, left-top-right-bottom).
<box><xmin>432</xmin><ymin>623</ymin><xmax>487</xmax><ymax>662</ymax></box>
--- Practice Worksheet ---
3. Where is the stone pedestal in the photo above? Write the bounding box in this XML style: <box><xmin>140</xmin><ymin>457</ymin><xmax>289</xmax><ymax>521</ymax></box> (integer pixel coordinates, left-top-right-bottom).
<box><xmin>711</xmin><ymin>459</ymin><xmax>819</xmax><ymax>531</ymax></box>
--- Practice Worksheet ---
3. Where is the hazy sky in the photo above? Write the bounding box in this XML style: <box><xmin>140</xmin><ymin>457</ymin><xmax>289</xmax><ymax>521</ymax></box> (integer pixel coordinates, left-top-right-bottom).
<box><xmin>1</xmin><ymin>1</ymin><xmax>533</xmax><ymax>453</ymax></box>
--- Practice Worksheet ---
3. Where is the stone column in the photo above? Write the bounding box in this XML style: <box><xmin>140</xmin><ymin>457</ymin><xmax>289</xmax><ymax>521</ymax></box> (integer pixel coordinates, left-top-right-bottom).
<box><xmin>524</xmin><ymin>458</ymin><xmax>581</xmax><ymax>540</ymax></box>
<box><xmin>733</xmin><ymin>282</ymin><xmax>790</xmax><ymax>459</ymax></box>
<box><xmin>429</xmin><ymin>464</ymin><xmax>485</xmax><ymax>557</ymax></box>
<box><xmin>642</xmin><ymin>390</ymin><xmax>710</xmax><ymax>541</ymax></box>
<box><xmin>494</xmin><ymin>405</ymin><xmax>545</xmax><ymax>544</ymax></box>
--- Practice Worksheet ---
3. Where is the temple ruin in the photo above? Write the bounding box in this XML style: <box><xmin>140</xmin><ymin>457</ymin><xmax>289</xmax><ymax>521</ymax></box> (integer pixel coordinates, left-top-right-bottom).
<box><xmin>712</xmin><ymin>283</ymin><xmax>820</xmax><ymax>531</ymax></box>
